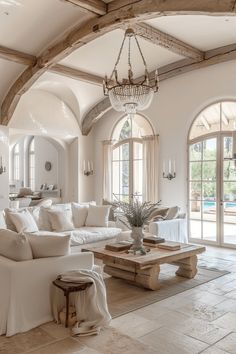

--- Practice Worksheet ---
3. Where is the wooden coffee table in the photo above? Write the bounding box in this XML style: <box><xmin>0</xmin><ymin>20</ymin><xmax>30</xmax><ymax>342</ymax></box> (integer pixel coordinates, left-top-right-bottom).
<box><xmin>83</xmin><ymin>243</ymin><xmax>205</xmax><ymax>290</ymax></box>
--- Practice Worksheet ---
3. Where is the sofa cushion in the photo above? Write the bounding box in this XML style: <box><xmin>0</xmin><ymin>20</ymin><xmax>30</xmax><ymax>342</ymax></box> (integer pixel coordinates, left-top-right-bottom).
<box><xmin>148</xmin><ymin>207</ymin><xmax>169</xmax><ymax>222</ymax></box>
<box><xmin>0</xmin><ymin>229</ymin><xmax>33</xmax><ymax>261</ymax></box>
<box><xmin>47</xmin><ymin>209</ymin><xmax>74</xmax><ymax>232</ymax></box>
<box><xmin>8</xmin><ymin>209</ymin><xmax>39</xmax><ymax>233</ymax></box>
<box><xmin>68</xmin><ymin>227</ymin><xmax>121</xmax><ymax>246</ymax></box>
<box><xmin>27</xmin><ymin>234</ymin><xmax>71</xmax><ymax>258</ymax></box>
<box><xmin>85</xmin><ymin>205</ymin><xmax>110</xmax><ymax>227</ymax></box>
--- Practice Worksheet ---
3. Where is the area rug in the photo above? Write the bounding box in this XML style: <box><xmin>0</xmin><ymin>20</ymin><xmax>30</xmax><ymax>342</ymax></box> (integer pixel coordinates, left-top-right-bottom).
<box><xmin>105</xmin><ymin>264</ymin><xmax>229</xmax><ymax>318</ymax></box>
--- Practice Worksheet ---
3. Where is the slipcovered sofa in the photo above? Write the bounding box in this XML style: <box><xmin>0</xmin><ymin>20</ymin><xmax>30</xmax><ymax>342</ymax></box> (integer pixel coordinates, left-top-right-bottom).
<box><xmin>0</xmin><ymin>201</ymin><xmax>122</xmax><ymax>251</ymax></box>
<box><xmin>0</xmin><ymin>252</ymin><xmax>95</xmax><ymax>336</ymax></box>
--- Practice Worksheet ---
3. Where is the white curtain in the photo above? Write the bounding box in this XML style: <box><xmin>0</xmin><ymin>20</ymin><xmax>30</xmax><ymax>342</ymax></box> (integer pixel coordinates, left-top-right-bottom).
<box><xmin>102</xmin><ymin>140</ymin><xmax>113</xmax><ymax>201</ymax></box>
<box><xmin>142</xmin><ymin>135</ymin><xmax>159</xmax><ymax>202</ymax></box>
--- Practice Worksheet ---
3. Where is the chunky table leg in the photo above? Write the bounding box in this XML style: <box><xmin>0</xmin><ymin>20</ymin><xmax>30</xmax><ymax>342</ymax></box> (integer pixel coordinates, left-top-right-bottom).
<box><xmin>104</xmin><ymin>263</ymin><xmax>161</xmax><ymax>290</ymax></box>
<box><xmin>136</xmin><ymin>264</ymin><xmax>161</xmax><ymax>290</ymax></box>
<box><xmin>175</xmin><ymin>255</ymin><xmax>198</xmax><ymax>279</ymax></box>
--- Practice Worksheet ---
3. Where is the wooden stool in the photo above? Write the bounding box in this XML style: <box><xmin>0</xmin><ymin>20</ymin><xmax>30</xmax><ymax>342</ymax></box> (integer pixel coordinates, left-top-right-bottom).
<box><xmin>52</xmin><ymin>278</ymin><xmax>92</xmax><ymax>327</ymax></box>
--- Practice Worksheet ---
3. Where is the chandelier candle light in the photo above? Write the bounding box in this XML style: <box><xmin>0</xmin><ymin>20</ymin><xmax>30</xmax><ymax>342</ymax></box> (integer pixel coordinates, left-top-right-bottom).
<box><xmin>103</xmin><ymin>28</ymin><xmax>159</xmax><ymax>116</ymax></box>
<box><xmin>163</xmin><ymin>159</ymin><xmax>176</xmax><ymax>180</ymax></box>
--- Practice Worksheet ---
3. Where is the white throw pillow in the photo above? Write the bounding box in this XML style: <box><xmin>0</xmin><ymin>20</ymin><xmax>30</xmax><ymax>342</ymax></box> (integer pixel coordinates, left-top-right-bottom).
<box><xmin>0</xmin><ymin>229</ymin><xmax>33</xmax><ymax>261</ymax></box>
<box><xmin>8</xmin><ymin>209</ymin><xmax>39</xmax><ymax>233</ymax></box>
<box><xmin>85</xmin><ymin>205</ymin><xmax>110</xmax><ymax>227</ymax></box>
<box><xmin>47</xmin><ymin>209</ymin><xmax>74</xmax><ymax>232</ymax></box>
<box><xmin>27</xmin><ymin>234</ymin><xmax>70</xmax><ymax>258</ymax></box>
<box><xmin>38</xmin><ymin>206</ymin><xmax>53</xmax><ymax>231</ymax></box>
<box><xmin>71</xmin><ymin>203</ymin><xmax>89</xmax><ymax>227</ymax></box>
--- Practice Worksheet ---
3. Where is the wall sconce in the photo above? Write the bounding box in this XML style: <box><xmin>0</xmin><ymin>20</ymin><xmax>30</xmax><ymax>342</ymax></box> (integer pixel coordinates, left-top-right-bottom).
<box><xmin>163</xmin><ymin>159</ymin><xmax>176</xmax><ymax>180</ymax></box>
<box><xmin>0</xmin><ymin>156</ymin><xmax>6</xmax><ymax>175</ymax></box>
<box><xmin>83</xmin><ymin>160</ymin><xmax>94</xmax><ymax>176</ymax></box>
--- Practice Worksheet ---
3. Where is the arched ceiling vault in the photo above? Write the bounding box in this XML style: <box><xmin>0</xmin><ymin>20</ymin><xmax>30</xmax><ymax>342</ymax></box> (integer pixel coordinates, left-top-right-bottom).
<box><xmin>1</xmin><ymin>0</ymin><xmax>236</xmax><ymax>133</ymax></box>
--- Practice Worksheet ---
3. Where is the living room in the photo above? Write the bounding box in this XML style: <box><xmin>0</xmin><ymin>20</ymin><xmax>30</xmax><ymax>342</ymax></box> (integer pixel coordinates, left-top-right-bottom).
<box><xmin>0</xmin><ymin>1</ymin><xmax>236</xmax><ymax>353</ymax></box>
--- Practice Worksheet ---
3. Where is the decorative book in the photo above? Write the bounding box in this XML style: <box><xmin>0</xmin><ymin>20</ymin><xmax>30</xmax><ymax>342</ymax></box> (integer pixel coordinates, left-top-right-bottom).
<box><xmin>157</xmin><ymin>242</ymin><xmax>181</xmax><ymax>251</ymax></box>
<box><xmin>105</xmin><ymin>242</ymin><xmax>132</xmax><ymax>252</ymax></box>
<box><xmin>143</xmin><ymin>236</ymin><xmax>165</xmax><ymax>244</ymax></box>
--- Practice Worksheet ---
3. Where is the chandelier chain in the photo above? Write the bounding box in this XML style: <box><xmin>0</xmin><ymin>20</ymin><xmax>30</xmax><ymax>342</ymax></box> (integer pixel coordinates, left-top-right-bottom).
<box><xmin>134</xmin><ymin>35</ymin><xmax>148</xmax><ymax>69</ymax></box>
<box><xmin>109</xmin><ymin>34</ymin><xmax>126</xmax><ymax>81</ymax></box>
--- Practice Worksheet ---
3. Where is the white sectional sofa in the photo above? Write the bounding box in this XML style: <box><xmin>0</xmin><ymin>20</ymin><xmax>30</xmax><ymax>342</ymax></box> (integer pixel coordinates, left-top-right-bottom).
<box><xmin>148</xmin><ymin>215</ymin><xmax>187</xmax><ymax>243</ymax></box>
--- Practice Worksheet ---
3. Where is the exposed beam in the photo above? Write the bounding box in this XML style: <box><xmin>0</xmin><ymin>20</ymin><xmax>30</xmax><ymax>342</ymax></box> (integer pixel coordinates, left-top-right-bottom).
<box><xmin>133</xmin><ymin>23</ymin><xmax>204</xmax><ymax>61</ymax></box>
<box><xmin>0</xmin><ymin>45</ymin><xmax>36</xmax><ymax>66</ymax></box>
<box><xmin>107</xmin><ymin>0</ymin><xmax>236</xmax><ymax>13</ymax></box>
<box><xmin>2</xmin><ymin>0</ymin><xmax>236</xmax><ymax>125</ymax></box>
<box><xmin>201</xmin><ymin>116</ymin><xmax>210</xmax><ymax>130</ymax></box>
<box><xmin>63</xmin><ymin>0</ymin><xmax>107</xmax><ymax>15</ymax></box>
<box><xmin>82</xmin><ymin>97</ymin><xmax>111</xmax><ymax>135</ymax></box>
<box><xmin>50</xmin><ymin>64</ymin><xmax>103</xmax><ymax>86</ymax></box>
<box><xmin>82</xmin><ymin>42</ymin><xmax>236</xmax><ymax>135</ymax></box>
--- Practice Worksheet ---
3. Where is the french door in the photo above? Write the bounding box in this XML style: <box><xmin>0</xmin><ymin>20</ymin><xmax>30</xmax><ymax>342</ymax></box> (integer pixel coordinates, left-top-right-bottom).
<box><xmin>189</xmin><ymin>134</ymin><xmax>236</xmax><ymax>247</ymax></box>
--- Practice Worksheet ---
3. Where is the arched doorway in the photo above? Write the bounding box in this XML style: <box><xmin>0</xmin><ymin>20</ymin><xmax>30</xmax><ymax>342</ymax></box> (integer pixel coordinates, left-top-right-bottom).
<box><xmin>188</xmin><ymin>101</ymin><xmax>236</xmax><ymax>247</ymax></box>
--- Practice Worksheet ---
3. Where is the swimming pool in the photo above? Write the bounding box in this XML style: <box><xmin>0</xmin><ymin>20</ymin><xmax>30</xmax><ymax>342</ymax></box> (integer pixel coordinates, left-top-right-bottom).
<box><xmin>204</xmin><ymin>201</ymin><xmax>236</xmax><ymax>209</ymax></box>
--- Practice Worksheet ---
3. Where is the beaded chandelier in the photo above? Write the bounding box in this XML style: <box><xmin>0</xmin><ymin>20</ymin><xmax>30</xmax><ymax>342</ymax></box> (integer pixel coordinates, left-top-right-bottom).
<box><xmin>103</xmin><ymin>28</ymin><xmax>159</xmax><ymax>115</ymax></box>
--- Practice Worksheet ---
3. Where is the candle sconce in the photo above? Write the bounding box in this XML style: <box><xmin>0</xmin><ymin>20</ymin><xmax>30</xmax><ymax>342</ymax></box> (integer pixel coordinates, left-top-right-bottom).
<box><xmin>83</xmin><ymin>160</ymin><xmax>94</xmax><ymax>177</ymax></box>
<box><xmin>0</xmin><ymin>156</ymin><xmax>6</xmax><ymax>175</ymax></box>
<box><xmin>163</xmin><ymin>159</ymin><xmax>176</xmax><ymax>180</ymax></box>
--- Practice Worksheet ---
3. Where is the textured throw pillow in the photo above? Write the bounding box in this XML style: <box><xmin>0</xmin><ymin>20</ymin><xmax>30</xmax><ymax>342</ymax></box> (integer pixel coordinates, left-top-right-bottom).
<box><xmin>47</xmin><ymin>209</ymin><xmax>74</xmax><ymax>232</ymax></box>
<box><xmin>165</xmin><ymin>206</ymin><xmax>180</xmax><ymax>220</ymax></box>
<box><xmin>148</xmin><ymin>207</ymin><xmax>169</xmax><ymax>222</ymax></box>
<box><xmin>38</xmin><ymin>206</ymin><xmax>53</xmax><ymax>231</ymax></box>
<box><xmin>0</xmin><ymin>229</ymin><xmax>33</xmax><ymax>261</ymax></box>
<box><xmin>85</xmin><ymin>205</ymin><xmax>110</xmax><ymax>227</ymax></box>
<box><xmin>8</xmin><ymin>209</ymin><xmax>39</xmax><ymax>233</ymax></box>
<box><xmin>27</xmin><ymin>234</ymin><xmax>70</xmax><ymax>258</ymax></box>
<box><xmin>71</xmin><ymin>203</ymin><xmax>89</xmax><ymax>227</ymax></box>
<box><xmin>102</xmin><ymin>199</ymin><xmax>116</xmax><ymax>221</ymax></box>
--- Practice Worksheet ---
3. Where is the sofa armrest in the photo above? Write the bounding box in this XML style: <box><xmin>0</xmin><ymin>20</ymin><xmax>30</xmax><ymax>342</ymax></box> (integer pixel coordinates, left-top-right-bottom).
<box><xmin>0</xmin><ymin>252</ymin><xmax>94</xmax><ymax>336</ymax></box>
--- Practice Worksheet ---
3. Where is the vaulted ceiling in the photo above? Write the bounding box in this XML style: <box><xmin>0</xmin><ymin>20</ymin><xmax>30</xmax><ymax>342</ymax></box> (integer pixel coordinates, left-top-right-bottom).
<box><xmin>1</xmin><ymin>0</ymin><xmax>236</xmax><ymax>138</ymax></box>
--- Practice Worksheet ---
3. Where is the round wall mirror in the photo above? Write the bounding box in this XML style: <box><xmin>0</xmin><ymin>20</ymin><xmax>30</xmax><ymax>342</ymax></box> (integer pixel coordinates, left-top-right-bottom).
<box><xmin>45</xmin><ymin>161</ymin><xmax>52</xmax><ymax>171</ymax></box>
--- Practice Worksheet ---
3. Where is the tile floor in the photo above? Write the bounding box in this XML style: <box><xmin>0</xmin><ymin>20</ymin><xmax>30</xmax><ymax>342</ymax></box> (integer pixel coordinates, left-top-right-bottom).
<box><xmin>1</xmin><ymin>245</ymin><xmax>236</xmax><ymax>354</ymax></box>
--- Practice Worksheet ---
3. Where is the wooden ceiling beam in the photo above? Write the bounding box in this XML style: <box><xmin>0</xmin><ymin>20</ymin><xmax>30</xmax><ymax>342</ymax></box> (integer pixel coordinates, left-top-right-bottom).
<box><xmin>133</xmin><ymin>23</ymin><xmax>204</xmax><ymax>61</ymax></box>
<box><xmin>63</xmin><ymin>0</ymin><xmax>107</xmax><ymax>16</ymax></box>
<box><xmin>50</xmin><ymin>64</ymin><xmax>103</xmax><ymax>86</ymax></box>
<box><xmin>2</xmin><ymin>0</ymin><xmax>236</xmax><ymax>125</ymax></box>
<box><xmin>0</xmin><ymin>45</ymin><xmax>36</xmax><ymax>66</ymax></box>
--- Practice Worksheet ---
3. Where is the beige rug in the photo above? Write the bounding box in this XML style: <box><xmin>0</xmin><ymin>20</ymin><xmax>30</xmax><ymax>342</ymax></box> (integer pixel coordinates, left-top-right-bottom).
<box><xmin>105</xmin><ymin>264</ymin><xmax>229</xmax><ymax>318</ymax></box>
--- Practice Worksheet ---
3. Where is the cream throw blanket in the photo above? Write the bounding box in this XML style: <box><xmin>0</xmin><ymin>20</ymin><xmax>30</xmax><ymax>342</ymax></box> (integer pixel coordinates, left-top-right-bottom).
<box><xmin>52</xmin><ymin>269</ymin><xmax>111</xmax><ymax>336</ymax></box>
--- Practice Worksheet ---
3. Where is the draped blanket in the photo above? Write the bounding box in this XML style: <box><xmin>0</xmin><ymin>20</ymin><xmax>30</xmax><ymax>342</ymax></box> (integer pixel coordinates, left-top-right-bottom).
<box><xmin>52</xmin><ymin>269</ymin><xmax>111</xmax><ymax>336</ymax></box>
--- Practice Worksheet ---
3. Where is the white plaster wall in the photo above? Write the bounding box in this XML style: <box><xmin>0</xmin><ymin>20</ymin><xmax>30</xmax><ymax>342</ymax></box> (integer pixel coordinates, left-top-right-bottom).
<box><xmin>93</xmin><ymin>60</ymin><xmax>236</xmax><ymax>211</ymax></box>
<box><xmin>0</xmin><ymin>126</ymin><xmax>9</xmax><ymax>209</ymax></box>
<box><xmin>34</xmin><ymin>136</ymin><xmax>59</xmax><ymax>190</ymax></box>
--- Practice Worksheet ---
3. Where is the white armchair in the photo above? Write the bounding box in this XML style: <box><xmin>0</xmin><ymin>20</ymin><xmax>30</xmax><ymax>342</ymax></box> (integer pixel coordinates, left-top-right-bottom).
<box><xmin>0</xmin><ymin>252</ymin><xmax>94</xmax><ymax>336</ymax></box>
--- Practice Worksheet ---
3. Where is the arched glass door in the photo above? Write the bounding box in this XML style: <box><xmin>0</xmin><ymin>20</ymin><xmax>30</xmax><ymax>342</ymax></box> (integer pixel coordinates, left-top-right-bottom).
<box><xmin>189</xmin><ymin>101</ymin><xmax>236</xmax><ymax>247</ymax></box>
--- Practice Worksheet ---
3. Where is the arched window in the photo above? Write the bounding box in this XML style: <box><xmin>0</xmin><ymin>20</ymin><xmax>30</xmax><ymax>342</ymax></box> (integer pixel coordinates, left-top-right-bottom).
<box><xmin>111</xmin><ymin>114</ymin><xmax>154</xmax><ymax>202</ymax></box>
<box><xmin>29</xmin><ymin>137</ymin><xmax>35</xmax><ymax>190</ymax></box>
<box><xmin>13</xmin><ymin>143</ymin><xmax>20</xmax><ymax>181</ymax></box>
<box><xmin>188</xmin><ymin>101</ymin><xmax>236</xmax><ymax>247</ymax></box>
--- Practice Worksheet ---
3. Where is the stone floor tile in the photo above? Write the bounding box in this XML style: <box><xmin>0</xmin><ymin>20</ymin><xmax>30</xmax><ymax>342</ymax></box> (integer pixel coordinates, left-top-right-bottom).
<box><xmin>0</xmin><ymin>328</ymin><xmax>55</xmax><ymax>354</ymax></box>
<box><xmin>201</xmin><ymin>345</ymin><xmax>231</xmax><ymax>353</ymax></box>
<box><xmin>215</xmin><ymin>332</ymin><xmax>236</xmax><ymax>354</ymax></box>
<box><xmin>213</xmin><ymin>313</ymin><xmax>236</xmax><ymax>331</ymax></box>
<box><xmin>74</xmin><ymin>327</ymin><xmax>155</xmax><ymax>354</ymax></box>
<box><xmin>140</xmin><ymin>326</ymin><xmax>208</xmax><ymax>354</ymax></box>
<box><xmin>216</xmin><ymin>299</ymin><xmax>236</xmax><ymax>313</ymax></box>
<box><xmin>24</xmin><ymin>337</ymin><xmax>86</xmax><ymax>354</ymax></box>
<box><xmin>111</xmin><ymin>312</ymin><xmax>162</xmax><ymax>338</ymax></box>
<box><xmin>177</xmin><ymin>302</ymin><xmax>226</xmax><ymax>321</ymax></box>
<box><xmin>40</xmin><ymin>322</ymin><xmax>71</xmax><ymax>339</ymax></box>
